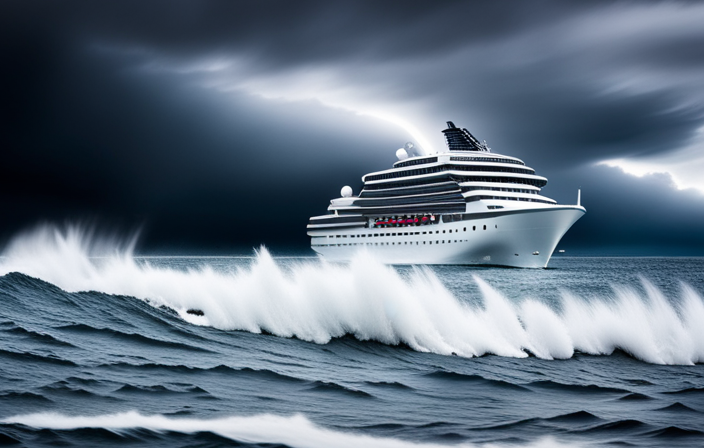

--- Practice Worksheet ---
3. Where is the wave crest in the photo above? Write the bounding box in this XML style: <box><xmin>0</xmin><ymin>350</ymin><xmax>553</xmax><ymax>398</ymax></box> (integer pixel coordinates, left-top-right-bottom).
<box><xmin>1</xmin><ymin>411</ymin><xmax>577</xmax><ymax>448</ymax></box>
<box><xmin>1</xmin><ymin>224</ymin><xmax>703</xmax><ymax>365</ymax></box>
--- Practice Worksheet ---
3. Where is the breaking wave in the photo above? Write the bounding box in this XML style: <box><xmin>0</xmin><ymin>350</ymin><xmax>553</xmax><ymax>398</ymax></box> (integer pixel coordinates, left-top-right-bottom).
<box><xmin>1</xmin><ymin>224</ymin><xmax>703</xmax><ymax>365</ymax></box>
<box><xmin>0</xmin><ymin>411</ymin><xmax>577</xmax><ymax>448</ymax></box>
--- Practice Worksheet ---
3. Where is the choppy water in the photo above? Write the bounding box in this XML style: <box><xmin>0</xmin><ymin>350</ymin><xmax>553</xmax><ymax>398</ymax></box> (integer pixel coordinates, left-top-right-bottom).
<box><xmin>1</xmin><ymin>225</ymin><xmax>703</xmax><ymax>447</ymax></box>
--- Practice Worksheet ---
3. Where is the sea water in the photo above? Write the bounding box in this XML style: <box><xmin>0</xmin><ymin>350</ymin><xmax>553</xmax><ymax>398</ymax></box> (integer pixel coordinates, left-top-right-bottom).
<box><xmin>0</xmin><ymin>225</ymin><xmax>703</xmax><ymax>447</ymax></box>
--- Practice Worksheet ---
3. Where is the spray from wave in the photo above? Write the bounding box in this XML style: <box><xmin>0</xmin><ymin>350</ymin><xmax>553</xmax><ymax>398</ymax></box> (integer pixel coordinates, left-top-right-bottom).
<box><xmin>1</xmin><ymin>224</ymin><xmax>702</xmax><ymax>365</ymax></box>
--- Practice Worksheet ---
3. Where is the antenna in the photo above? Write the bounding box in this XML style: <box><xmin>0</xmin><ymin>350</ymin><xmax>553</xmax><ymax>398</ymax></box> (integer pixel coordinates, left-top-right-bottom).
<box><xmin>577</xmin><ymin>188</ymin><xmax>581</xmax><ymax>206</ymax></box>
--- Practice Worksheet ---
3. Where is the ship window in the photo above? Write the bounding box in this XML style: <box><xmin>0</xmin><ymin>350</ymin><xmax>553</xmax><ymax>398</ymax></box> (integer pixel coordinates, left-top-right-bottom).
<box><xmin>436</xmin><ymin>231</ymin><xmax>439</xmax><ymax>234</ymax></box>
<box><xmin>422</xmin><ymin>232</ymin><xmax>427</xmax><ymax>234</ymax></box>
<box><xmin>483</xmin><ymin>225</ymin><xmax>486</xmax><ymax>230</ymax></box>
<box><xmin>473</xmin><ymin>226</ymin><xmax>476</xmax><ymax>231</ymax></box>
<box><xmin>430</xmin><ymin>241</ymin><xmax>432</xmax><ymax>244</ymax></box>
<box><xmin>404</xmin><ymin>232</ymin><xmax>408</xmax><ymax>236</ymax></box>
<box><xmin>463</xmin><ymin>227</ymin><xmax>466</xmax><ymax>231</ymax></box>
<box><xmin>443</xmin><ymin>230</ymin><xmax>446</xmax><ymax>234</ymax></box>
<box><xmin>495</xmin><ymin>225</ymin><xmax>498</xmax><ymax>228</ymax></box>
<box><xmin>423</xmin><ymin>241</ymin><xmax>426</xmax><ymax>244</ymax></box>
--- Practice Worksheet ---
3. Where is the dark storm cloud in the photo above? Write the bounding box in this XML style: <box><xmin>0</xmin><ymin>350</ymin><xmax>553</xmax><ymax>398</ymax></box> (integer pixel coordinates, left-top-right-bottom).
<box><xmin>2</xmin><ymin>0</ymin><xmax>704</xmax><ymax>253</ymax></box>
<box><xmin>547</xmin><ymin>167</ymin><xmax>704</xmax><ymax>255</ymax></box>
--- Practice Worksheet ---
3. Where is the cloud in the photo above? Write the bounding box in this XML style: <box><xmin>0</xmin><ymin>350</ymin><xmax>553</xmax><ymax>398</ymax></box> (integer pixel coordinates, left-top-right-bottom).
<box><xmin>2</xmin><ymin>0</ymin><xmax>704</xmax><ymax>252</ymax></box>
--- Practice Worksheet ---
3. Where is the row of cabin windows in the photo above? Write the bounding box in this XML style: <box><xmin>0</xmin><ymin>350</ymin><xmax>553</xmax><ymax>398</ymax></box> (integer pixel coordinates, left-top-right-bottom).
<box><xmin>461</xmin><ymin>186</ymin><xmax>537</xmax><ymax>194</ymax></box>
<box><xmin>326</xmin><ymin>224</ymin><xmax>497</xmax><ymax>239</ymax></box>
<box><xmin>465</xmin><ymin>195</ymin><xmax>554</xmax><ymax>204</ymax></box>
<box><xmin>365</xmin><ymin>164</ymin><xmax>535</xmax><ymax>182</ymax></box>
<box><xmin>449</xmin><ymin>156</ymin><xmax>524</xmax><ymax>166</ymax></box>
<box><xmin>314</xmin><ymin>240</ymin><xmax>471</xmax><ymax>247</ymax></box>
<box><xmin>365</xmin><ymin>175</ymin><xmax>547</xmax><ymax>190</ymax></box>
<box><xmin>393</xmin><ymin>156</ymin><xmax>438</xmax><ymax>168</ymax></box>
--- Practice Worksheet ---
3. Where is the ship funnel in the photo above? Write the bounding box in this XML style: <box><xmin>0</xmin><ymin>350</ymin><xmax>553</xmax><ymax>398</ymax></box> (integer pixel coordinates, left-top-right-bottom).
<box><xmin>442</xmin><ymin>121</ymin><xmax>484</xmax><ymax>152</ymax></box>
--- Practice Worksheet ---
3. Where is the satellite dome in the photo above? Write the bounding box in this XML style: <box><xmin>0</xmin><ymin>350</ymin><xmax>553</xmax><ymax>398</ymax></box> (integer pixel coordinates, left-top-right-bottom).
<box><xmin>340</xmin><ymin>185</ymin><xmax>353</xmax><ymax>198</ymax></box>
<box><xmin>395</xmin><ymin>148</ymin><xmax>409</xmax><ymax>161</ymax></box>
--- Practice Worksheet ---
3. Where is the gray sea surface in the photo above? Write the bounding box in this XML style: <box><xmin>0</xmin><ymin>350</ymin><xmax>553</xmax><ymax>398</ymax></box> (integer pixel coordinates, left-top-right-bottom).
<box><xmin>1</xmin><ymin>249</ymin><xmax>703</xmax><ymax>447</ymax></box>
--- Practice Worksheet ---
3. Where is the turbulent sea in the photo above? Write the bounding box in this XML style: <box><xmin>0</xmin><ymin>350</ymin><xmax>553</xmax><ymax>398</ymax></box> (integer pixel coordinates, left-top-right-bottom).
<box><xmin>1</xmin><ymin>226</ymin><xmax>703</xmax><ymax>447</ymax></box>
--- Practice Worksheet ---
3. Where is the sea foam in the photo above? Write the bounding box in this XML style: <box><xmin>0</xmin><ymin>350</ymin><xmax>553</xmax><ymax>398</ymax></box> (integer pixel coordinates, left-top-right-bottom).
<box><xmin>1</xmin><ymin>224</ymin><xmax>702</xmax><ymax>365</ymax></box>
<box><xmin>0</xmin><ymin>411</ymin><xmax>577</xmax><ymax>448</ymax></box>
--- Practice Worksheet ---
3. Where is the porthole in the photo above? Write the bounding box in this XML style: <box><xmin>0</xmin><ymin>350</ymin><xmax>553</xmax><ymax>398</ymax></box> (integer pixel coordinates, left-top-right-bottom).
<box><xmin>483</xmin><ymin>225</ymin><xmax>486</xmax><ymax>230</ymax></box>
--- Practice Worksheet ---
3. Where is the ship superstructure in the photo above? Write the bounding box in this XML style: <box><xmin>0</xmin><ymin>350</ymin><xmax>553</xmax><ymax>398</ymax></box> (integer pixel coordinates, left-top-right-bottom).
<box><xmin>307</xmin><ymin>122</ymin><xmax>584</xmax><ymax>267</ymax></box>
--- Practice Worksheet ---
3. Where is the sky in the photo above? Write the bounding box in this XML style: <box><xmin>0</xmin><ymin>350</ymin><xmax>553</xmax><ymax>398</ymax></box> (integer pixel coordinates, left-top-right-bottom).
<box><xmin>2</xmin><ymin>0</ymin><xmax>704</xmax><ymax>255</ymax></box>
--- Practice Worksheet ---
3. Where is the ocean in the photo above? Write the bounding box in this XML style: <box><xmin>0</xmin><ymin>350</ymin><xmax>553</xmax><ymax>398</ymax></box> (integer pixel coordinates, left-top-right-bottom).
<box><xmin>0</xmin><ymin>225</ymin><xmax>703</xmax><ymax>447</ymax></box>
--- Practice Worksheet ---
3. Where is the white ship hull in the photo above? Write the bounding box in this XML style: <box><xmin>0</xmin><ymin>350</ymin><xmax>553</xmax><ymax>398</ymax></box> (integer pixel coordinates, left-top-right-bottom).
<box><xmin>309</xmin><ymin>205</ymin><xmax>585</xmax><ymax>268</ymax></box>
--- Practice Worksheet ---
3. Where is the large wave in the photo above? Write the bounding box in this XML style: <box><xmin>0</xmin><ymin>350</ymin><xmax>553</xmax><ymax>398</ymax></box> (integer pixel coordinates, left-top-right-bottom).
<box><xmin>1</xmin><ymin>224</ymin><xmax>702</xmax><ymax>365</ymax></box>
<box><xmin>0</xmin><ymin>411</ymin><xmax>576</xmax><ymax>448</ymax></box>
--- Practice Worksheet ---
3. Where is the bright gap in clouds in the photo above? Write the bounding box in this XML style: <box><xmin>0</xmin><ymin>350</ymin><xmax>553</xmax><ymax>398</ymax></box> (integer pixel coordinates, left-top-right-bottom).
<box><xmin>151</xmin><ymin>56</ymin><xmax>438</xmax><ymax>154</ymax></box>
<box><xmin>599</xmin><ymin>125</ymin><xmax>704</xmax><ymax>194</ymax></box>
<box><xmin>233</xmin><ymin>88</ymin><xmax>437</xmax><ymax>155</ymax></box>
<box><xmin>598</xmin><ymin>156</ymin><xmax>704</xmax><ymax>195</ymax></box>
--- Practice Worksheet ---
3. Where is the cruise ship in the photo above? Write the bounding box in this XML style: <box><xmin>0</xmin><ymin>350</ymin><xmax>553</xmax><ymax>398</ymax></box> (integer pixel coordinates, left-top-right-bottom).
<box><xmin>307</xmin><ymin>122</ymin><xmax>585</xmax><ymax>268</ymax></box>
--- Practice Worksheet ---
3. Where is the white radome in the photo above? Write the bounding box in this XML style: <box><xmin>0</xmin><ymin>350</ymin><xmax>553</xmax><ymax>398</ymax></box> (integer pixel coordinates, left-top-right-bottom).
<box><xmin>340</xmin><ymin>185</ymin><xmax>353</xmax><ymax>198</ymax></box>
<box><xmin>395</xmin><ymin>148</ymin><xmax>409</xmax><ymax>161</ymax></box>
